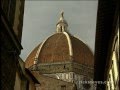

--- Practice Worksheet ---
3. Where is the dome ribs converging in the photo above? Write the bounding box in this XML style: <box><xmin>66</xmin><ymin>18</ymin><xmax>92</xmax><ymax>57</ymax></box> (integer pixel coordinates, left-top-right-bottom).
<box><xmin>25</xmin><ymin>12</ymin><xmax>94</xmax><ymax>68</ymax></box>
<box><xmin>38</xmin><ymin>33</ymin><xmax>70</xmax><ymax>63</ymax></box>
<box><xmin>25</xmin><ymin>33</ymin><xmax>94</xmax><ymax>68</ymax></box>
<box><xmin>25</xmin><ymin>44</ymin><xmax>40</xmax><ymax>68</ymax></box>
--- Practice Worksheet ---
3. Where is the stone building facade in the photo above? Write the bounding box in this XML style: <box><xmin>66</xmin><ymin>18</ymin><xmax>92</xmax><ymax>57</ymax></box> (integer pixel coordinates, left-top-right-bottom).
<box><xmin>32</xmin><ymin>71</ymin><xmax>76</xmax><ymax>90</ymax></box>
<box><xmin>14</xmin><ymin>58</ymin><xmax>40</xmax><ymax>90</ymax></box>
<box><xmin>25</xmin><ymin>12</ymin><xmax>95</xmax><ymax>90</ymax></box>
<box><xmin>106</xmin><ymin>23</ymin><xmax>119</xmax><ymax>90</ymax></box>
<box><xmin>1</xmin><ymin>0</ymin><xmax>25</xmax><ymax>89</ymax></box>
<box><xmin>94</xmin><ymin>0</ymin><xmax>119</xmax><ymax>89</ymax></box>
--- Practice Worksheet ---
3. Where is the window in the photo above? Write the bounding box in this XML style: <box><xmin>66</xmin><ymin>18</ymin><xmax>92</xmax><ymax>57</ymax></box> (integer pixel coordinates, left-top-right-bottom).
<box><xmin>61</xmin><ymin>85</ymin><xmax>66</xmax><ymax>90</ymax></box>
<box><xmin>60</xmin><ymin>26</ymin><xmax>62</xmax><ymax>32</ymax></box>
<box><xmin>70</xmin><ymin>73</ymin><xmax>73</xmax><ymax>78</ymax></box>
<box><xmin>75</xmin><ymin>74</ymin><xmax>77</xmax><ymax>80</ymax></box>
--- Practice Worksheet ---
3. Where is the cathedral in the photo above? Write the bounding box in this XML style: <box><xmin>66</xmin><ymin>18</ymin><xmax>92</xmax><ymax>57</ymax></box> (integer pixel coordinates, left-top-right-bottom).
<box><xmin>25</xmin><ymin>12</ymin><xmax>95</xmax><ymax>90</ymax></box>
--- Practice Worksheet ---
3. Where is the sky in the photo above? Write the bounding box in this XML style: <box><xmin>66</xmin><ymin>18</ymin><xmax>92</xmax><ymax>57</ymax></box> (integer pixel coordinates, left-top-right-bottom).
<box><xmin>20</xmin><ymin>1</ymin><xmax>98</xmax><ymax>61</ymax></box>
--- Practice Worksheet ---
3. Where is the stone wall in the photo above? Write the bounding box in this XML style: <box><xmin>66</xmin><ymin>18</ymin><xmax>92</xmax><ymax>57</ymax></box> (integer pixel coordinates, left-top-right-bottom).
<box><xmin>32</xmin><ymin>71</ymin><xmax>76</xmax><ymax>90</ymax></box>
<box><xmin>1</xmin><ymin>25</ymin><xmax>19</xmax><ymax>90</ymax></box>
<box><xmin>43</xmin><ymin>72</ymin><xmax>95</xmax><ymax>90</ymax></box>
<box><xmin>30</xmin><ymin>61</ymin><xmax>94</xmax><ymax>78</ymax></box>
<box><xmin>1</xmin><ymin>0</ymin><xmax>24</xmax><ymax>89</ymax></box>
<box><xmin>1</xmin><ymin>0</ymin><xmax>25</xmax><ymax>42</ymax></box>
<box><xmin>30</xmin><ymin>61</ymin><xmax>94</xmax><ymax>90</ymax></box>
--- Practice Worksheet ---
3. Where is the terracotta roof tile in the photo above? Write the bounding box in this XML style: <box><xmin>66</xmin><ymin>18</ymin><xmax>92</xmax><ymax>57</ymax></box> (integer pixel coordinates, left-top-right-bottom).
<box><xmin>25</xmin><ymin>33</ymin><xmax>94</xmax><ymax>68</ymax></box>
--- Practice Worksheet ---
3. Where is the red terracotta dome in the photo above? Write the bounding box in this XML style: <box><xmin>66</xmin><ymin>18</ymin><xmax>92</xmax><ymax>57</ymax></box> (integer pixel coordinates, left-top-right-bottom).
<box><xmin>25</xmin><ymin>32</ymin><xmax>94</xmax><ymax>68</ymax></box>
<box><xmin>25</xmin><ymin>12</ymin><xmax>94</xmax><ymax>68</ymax></box>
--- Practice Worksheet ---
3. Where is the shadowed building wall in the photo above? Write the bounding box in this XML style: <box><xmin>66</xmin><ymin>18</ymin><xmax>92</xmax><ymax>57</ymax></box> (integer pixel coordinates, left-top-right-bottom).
<box><xmin>1</xmin><ymin>0</ymin><xmax>25</xmax><ymax>89</ymax></box>
<box><xmin>94</xmin><ymin>0</ymin><xmax>119</xmax><ymax>90</ymax></box>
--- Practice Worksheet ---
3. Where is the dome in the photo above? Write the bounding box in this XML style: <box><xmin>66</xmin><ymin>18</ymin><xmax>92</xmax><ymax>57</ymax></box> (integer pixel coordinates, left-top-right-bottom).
<box><xmin>25</xmin><ymin>32</ymin><xmax>94</xmax><ymax>68</ymax></box>
<box><xmin>25</xmin><ymin>12</ymin><xmax>94</xmax><ymax>68</ymax></box>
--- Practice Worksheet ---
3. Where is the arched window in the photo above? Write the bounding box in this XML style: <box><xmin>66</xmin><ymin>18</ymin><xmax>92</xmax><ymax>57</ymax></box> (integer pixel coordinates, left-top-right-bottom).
<box><xmin>60</xmin><ymin>26</ymin><xmax>62</xmax><ymax>32</ymax></box>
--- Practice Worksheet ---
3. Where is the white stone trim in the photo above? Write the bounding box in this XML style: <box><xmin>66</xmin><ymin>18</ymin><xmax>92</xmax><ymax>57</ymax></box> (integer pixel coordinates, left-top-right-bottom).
<box><xmin>63</xmin><ymin>32</ymin><xmax>73</xmax><ymax>56</ymax></box>
<box><xmin>35</xmin><ymin>41</ymin><xmax>45</xmax><ymax>59</ymax></box>
<box><xmin>34</xmin><ymin>32</ymin><xmax>73</xmax><ymax>63</ymax></box>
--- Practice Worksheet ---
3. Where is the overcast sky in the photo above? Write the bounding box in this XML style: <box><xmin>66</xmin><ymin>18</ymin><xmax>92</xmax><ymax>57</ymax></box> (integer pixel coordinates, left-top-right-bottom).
<box><xmin>20</xmin><ymin>1</ymin><xmax>98</xmax><ymax>61</ymax></box>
